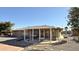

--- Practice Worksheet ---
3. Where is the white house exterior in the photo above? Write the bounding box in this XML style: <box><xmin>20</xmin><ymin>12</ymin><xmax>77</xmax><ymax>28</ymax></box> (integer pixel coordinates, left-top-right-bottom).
<box><xmin>12</xmin><ymin>25</ymin><xmax>64</xmax><ymax>42</ymax></box>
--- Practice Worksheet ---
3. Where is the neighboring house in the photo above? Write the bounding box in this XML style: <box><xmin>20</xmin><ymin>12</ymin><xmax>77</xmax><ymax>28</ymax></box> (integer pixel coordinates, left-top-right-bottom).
<box><xmin>12</xmin><ymin>25</ymin><xmax>64</xmax><ymax>42</ymax></box>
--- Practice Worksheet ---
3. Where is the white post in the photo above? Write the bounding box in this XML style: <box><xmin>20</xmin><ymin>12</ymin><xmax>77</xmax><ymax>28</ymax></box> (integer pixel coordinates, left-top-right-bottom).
<box><xmin>58</xmin><ymin>30</ymin><xmax>60</xmax><ymax>40</ymax></box>
<box><xmin>24</xmin><ymin>29</ymin><xmax>26</xmax><ymax>42</ymax></box>
<box><xmin>32</xmin><ymin>29</ymin><xmax>34</xmax><ymax>42</ymax></box>
<box><xmin>44</xmin><ymin>30</ymin><xmax>45</xmax><ymax>39</ymax></box>
<box><xmin>39</xmin><ymin>29</ymin><xmax>41</xmax><ymax>41</ymax></box>
<box><xmin>50</xmin><ymin>28</ymin><xmax>52</xmax><ymax>43</ymax></box>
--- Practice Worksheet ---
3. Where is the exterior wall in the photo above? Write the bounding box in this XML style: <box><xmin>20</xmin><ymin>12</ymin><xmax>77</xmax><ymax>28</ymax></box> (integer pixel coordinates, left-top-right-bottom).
<box><xmin>12</xmin><ymin>30</ymin><xmax>24</xmax><ymax>39</ymax></box>
<box><xmin>52</xmin><ymin>29</ymin><xmax>60</xmax><ymax>40</ymax></box>
<box><xmin>58</xmin><ymin>31</ymin><xmax>64</xmax><ymax>40</ymax></box>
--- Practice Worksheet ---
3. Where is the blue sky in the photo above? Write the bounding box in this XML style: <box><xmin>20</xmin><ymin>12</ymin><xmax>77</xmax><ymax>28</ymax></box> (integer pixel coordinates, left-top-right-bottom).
<box><xmin>0</xmin><ymin>7</ymin><xmax>69</xmax><ymax>29</ymax></box>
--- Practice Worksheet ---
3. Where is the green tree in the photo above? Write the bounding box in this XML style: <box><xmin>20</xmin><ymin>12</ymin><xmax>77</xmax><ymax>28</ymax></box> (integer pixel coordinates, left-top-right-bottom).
<box><xmin>0</xmin><ymin>21</ymin><xmax>14</xmax><ymax>35</ymax></box>
<box><xmin>67</xmin><ymin>7</ymin><xmax>79</xmax><ymax>36</ymax></box>
<box><xmin>67</xmin><ymin>7</ymin><xmax>79</xmax><ymax>29</ymax></box>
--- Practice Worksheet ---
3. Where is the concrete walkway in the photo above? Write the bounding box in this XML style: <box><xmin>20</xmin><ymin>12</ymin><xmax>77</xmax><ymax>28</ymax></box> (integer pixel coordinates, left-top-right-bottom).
<box><xmin>0</xmin><ymin>37</ymin><xmax>24</xmax><ymax>51</ymax></box>
<box><xmin>0</xmin><ymin>43</ymin><xmax>24</xmax><ymax>51</ymax></box>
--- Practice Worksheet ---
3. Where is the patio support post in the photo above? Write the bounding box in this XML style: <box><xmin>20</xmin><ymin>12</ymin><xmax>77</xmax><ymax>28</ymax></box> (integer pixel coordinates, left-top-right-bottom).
<box><xmin>32</xmin><ymin>29</ymin><xmax>34</xmax><ymax>42</ymax></box>
<box><xmin>50</xmin><ymin>28</ymin><xmax>52</xmax><ymax>43</ymax></box>
<box><xmin>58</xmin><ymin>30</ymin><xmax>60</xmax><ymax>40</ymax></box>
<box><xmin>24</xmin><ymin>29</ymin><xmax>26</xmax><ymax>42</ymax></box>
<box><xmin>44</xmin><ymin>30</ymin><xmax>45</xmax><ymax>39</ymax></box>
<box><xmin>39</xmin><ymin>28</ymin><xmax>41</xmax><ymax>41</ymax></box>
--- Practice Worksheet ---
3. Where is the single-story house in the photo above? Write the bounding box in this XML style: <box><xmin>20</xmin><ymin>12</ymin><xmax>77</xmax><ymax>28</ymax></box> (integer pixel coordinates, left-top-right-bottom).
<box><xmin>12</xmin><ymin>25</ymin><xmax>64</xmax><ymax>42</ymax></box>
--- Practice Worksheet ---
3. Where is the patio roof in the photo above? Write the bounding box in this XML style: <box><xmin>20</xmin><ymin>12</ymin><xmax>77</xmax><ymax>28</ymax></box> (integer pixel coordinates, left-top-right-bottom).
<box><xmin>13</xmin><ymin>25</ymin><xmax>63</xmax><ymax>30</ymax></box>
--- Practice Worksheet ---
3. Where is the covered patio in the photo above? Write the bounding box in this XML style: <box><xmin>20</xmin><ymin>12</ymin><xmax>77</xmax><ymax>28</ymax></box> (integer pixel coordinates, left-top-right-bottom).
<box><xmin>13</xmin><ymin>25</ymin><xmax>63</xmax><ymax>43</ymax></box>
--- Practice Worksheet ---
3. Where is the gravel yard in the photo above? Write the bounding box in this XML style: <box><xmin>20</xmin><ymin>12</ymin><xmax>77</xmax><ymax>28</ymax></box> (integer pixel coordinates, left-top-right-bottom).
<box><xmin>24</xmin><ymin>38</ymin><xmax>79</xmax><ymax>51</ymax></box>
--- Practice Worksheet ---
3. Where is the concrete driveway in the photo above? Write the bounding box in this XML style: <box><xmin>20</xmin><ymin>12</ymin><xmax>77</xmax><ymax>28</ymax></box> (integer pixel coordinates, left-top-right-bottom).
<box><xmin>0</xmin><ymin>43</ymin><xmax>24</xmax><ymax>51</ymax></box>
<box><xmin>0</xmin><ymin>37</ymin><xmax>25</xmax><ymax>51</ymax></box>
